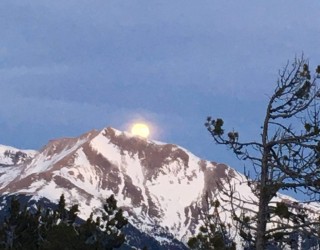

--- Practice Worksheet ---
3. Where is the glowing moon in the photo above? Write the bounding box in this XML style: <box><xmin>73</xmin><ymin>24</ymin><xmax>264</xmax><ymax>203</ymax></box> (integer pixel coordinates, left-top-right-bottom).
<box><xmin>131</xmin><ymin>123</ymin><xmax>150</xmax><ymax>138</ymax></box>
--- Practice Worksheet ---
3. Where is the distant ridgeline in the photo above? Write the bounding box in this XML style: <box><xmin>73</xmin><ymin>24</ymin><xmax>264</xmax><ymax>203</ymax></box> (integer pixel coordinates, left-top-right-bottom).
<box><xmin>2</xmin><ymin>150</ymin><xmax>28</xmax><ymax>165</ymax></box>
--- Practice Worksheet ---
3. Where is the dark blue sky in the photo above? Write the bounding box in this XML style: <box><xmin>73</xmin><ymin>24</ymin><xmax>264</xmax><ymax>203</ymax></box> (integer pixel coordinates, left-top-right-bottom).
<box><xmin>1</xmin><ymin>1</ymin><xmax>320</xmax><ymax>173</ymax></box>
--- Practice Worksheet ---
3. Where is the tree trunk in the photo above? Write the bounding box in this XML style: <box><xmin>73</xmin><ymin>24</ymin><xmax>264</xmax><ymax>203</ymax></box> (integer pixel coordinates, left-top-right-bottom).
<box><xmin>255</xmin><ymin>190</ymin><xmax>269</xmax><ymax>249</ymax></box>
<box><xmin>255</xmin><ymin>148</ymin><xmax>270</xmax><ymax>249</ymax></box>
<box><xmin>256</xmin><ymin>102</ymin><xmax>271</xmax><ymax>249</ymax></box>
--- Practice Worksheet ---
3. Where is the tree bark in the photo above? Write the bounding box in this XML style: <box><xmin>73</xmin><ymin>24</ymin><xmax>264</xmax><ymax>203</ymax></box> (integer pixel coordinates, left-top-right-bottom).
<box><xmin>255</xmin><ymin>189</ymin><xmax>269</xmax><ymax>249</ymax></box>
<box><xmin>255</xmin><ymin>151</ymin><xmax>269</xmax><ymax>249</ymax></box>
<box><xmin>256</xmin><ymin>102</ymin><xmax>271</xmax><ymax>249</ymax></box>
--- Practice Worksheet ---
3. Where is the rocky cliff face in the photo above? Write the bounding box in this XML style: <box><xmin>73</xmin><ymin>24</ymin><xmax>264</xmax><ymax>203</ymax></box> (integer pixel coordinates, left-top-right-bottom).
<box><xmin>0</xmin><ymin>127</ymin><xmax>319</xmax><ymax>249</ymax></box>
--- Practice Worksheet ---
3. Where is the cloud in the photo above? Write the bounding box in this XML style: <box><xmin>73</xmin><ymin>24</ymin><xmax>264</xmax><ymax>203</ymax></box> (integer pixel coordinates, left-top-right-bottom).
<box><xmin>1</xmin><ymin>1</ymin><xmax>320</xmax><ymax>102</ymax></box>
<box><xmin>1</xmin><ymin>0</ymin><xmax>320</xmax><ymax>164</ymax></box>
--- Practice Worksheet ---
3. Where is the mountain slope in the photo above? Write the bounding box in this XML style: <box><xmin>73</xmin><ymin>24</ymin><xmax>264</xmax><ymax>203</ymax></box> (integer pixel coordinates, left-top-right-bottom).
<box><xmin>0</xmin><ymin>127</ymin><xmax>240</xmax><ymax>244</ymax></box>
<box><xmin>0</xmin><ymin>127</ymin><xmax>319</xmax><ymax>249</ymax></box>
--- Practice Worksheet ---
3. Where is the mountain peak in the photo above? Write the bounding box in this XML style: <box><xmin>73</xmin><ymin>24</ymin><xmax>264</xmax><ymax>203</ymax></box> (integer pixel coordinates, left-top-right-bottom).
<box><xmin>1</xmin><ymin>126</ymin><xmax>317</xmax><ymax>249</ymax></box>
<box><xmin>0</xmin><ymin>126</ymin><xmax>237</xmax><ymax>242</ymax></box>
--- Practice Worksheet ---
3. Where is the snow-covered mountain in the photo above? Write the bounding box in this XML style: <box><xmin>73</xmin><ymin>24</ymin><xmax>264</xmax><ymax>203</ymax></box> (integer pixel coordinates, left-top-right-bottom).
<box><xmin>0</xmin><ymin>145</ymin><xmax>38</xmax><ymax>190</ymax></box>
<box><xmin>0</xmin><ymin>127</ymin><xmax>319</xmax><ymax>249</ymax></box>
<box><xmin>0</xmin><ymin>144</ymin><xmax>37</xmax><ymax>166</ymax></box>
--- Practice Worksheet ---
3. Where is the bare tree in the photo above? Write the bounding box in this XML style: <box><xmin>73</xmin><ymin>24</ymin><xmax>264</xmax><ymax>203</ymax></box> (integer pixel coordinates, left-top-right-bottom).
<box><xmin>205</xmin><ymin>56</ymin><xmax>320</xmax><ymax>249</ymax></box>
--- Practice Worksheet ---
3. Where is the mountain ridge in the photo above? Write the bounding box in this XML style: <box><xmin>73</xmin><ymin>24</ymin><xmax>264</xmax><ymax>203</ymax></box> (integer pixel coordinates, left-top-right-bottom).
<box><xmin>0</xmin><ymin>126</ymin><xmax>319</xmax><ymax>249</ymax></box>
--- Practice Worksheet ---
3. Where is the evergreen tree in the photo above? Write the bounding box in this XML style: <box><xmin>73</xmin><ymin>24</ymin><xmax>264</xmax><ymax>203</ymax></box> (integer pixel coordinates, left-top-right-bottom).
<box><xmin>0</xmin><ymin>198</ymin><xmax>47</xmax><ymax>249</ymax></box>
<box><xmin>57</xmin><ymin>194</ymin><xmax>67</xmax><ymax>221</ymax></box>
<box><xmin>0</xmin><ymin>194</ymin><xmax>128</xmax><ymax>250</ymax></box>
<box><xmin>82</xmin><ymin>194</ymin><xmax>128</xmax><ymax>250</ymax></box>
